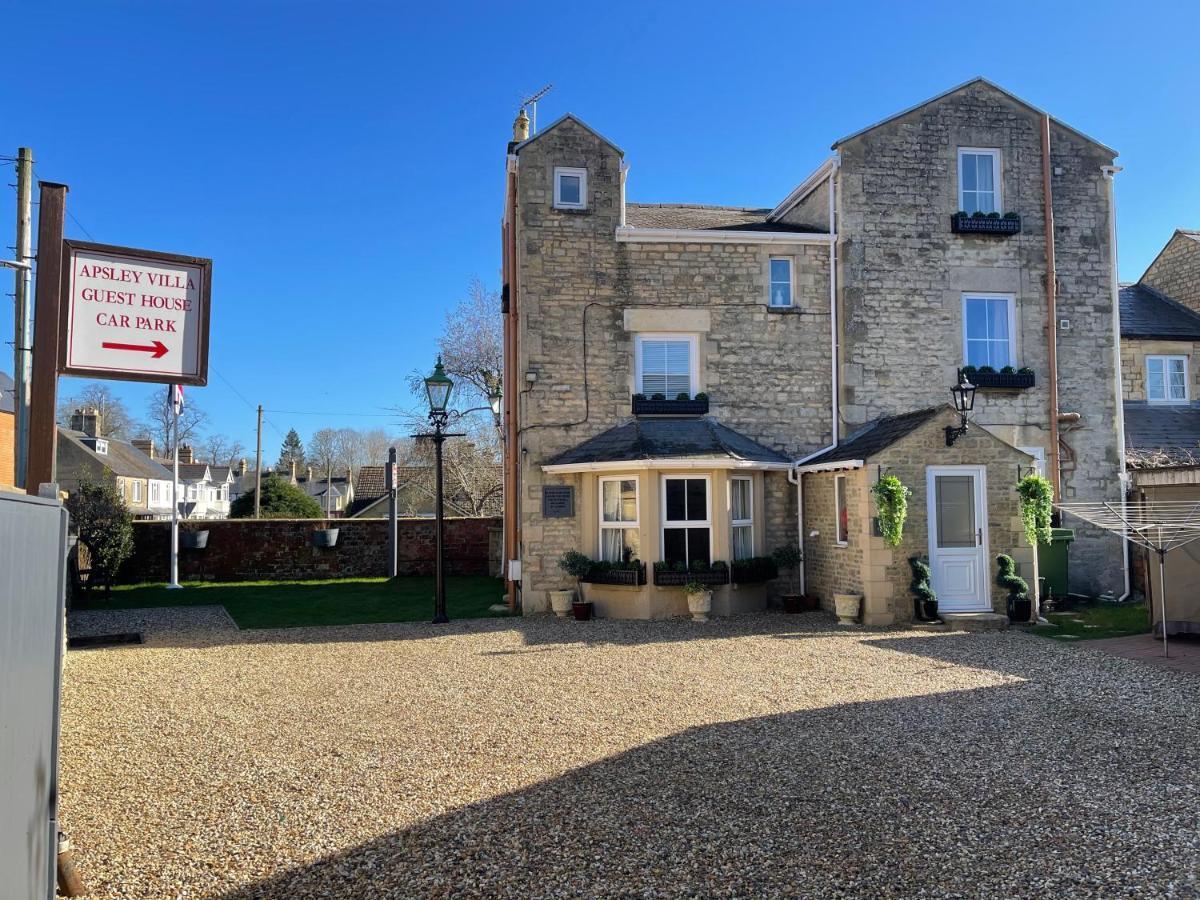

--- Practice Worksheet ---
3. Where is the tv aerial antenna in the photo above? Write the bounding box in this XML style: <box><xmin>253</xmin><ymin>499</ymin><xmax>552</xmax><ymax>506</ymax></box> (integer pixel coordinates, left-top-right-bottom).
<box><xmin>519</xmin><ymin>84</ymin><xmax>554</xmax><ymax>135</ymax></box>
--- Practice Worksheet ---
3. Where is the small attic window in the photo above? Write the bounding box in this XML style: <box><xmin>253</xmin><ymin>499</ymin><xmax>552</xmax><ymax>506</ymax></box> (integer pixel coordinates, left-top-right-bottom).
<box><xmin>553</xmin><ymin>167</ymin><xmax>587</xmax><ymax>210</ymax></box>
<box><xmin>92</xmin><ymin>438</ymin><xmax>108</xmax><ymax>455</ymax></box>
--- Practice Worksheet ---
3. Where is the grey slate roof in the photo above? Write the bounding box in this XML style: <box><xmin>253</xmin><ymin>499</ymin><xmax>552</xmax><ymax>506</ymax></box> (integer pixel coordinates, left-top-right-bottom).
<box><xmin>61</xmin><ymin>429</ymin><xmax>174</xmax><ymax>481</ymax></box>
<box><xmin>545</xmin><ymin>419</ymin><xmax>791</xmax><ymax>468</ymax></box>
<box><xmin>1119</xmin><ymin>283</ymin><xmax>1200</xmax><ymax>340</ymax></box>
<box><xmin>624</xmin><ymin>203</ymin><xmax>824</xmax><ymax>234</ymax></box>
<box><xmin>177</xmin><ymin>463</ymin><xmax>212</xmax><ymax>481</ymax></box>
<box><xmin>1124</xmin><ymin>402</ymin><xmax>1200</xmax><ymax>467</ymax></box>
<box><xmin>0</xmin><ymin>371</ymin><xmax>13</xmax><ymax>414</ymax></box>
<box><xmin>802</xmin><ymin>408</ymin><xmax>944</xmax><ymax>466</ymax></box>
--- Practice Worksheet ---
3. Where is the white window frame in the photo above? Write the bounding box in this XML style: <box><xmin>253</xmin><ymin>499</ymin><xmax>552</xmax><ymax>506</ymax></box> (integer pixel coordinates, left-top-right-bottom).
<box><xmin>661</xmin><ymin>474</ymin><xmax>713</xmax><ymax>566</ymax></box>
<box><xmin>961</xmin><ymin>292</ymin><xmax>1017</xmax><ymax>369</ymax></box>
<box><xmin>598</xmin><ymin>475</ymin><xmax>640</xmax><ymax>562</ymax></box>
<box><xmin>131</xmin><ymin>480</ymin><xmax>142</xmax><ymax>503</ymax></box>
<box><xmin>768</xmin><ymin>256</ymin><xmax>794</xmax><ymax>308</ymax></box>
<box><xmin>730</xmin><ymin>475</ymin><xmax>754</xmax><ymax>561</ymax></box>
<box><xmin>834</xmin><ymin>474</ymin><xmax>849</xmax><ymax>547</ymax></box>
<box><xmin>1146</xmin><ymin>354</ymin><xmax>1189</xmax><ymax>403</ymax></box>
<box><xmin>553</xmin><ymin>166</ymin><xmax>588</xmax><ymax>210</ymax></box>
<box><xmin>634</xmin><ymin>333</ymin><xmax>699</xmax><ymax>397</ymax></box>
<box><xmin>957</xmin><ymin>148</ymin><xmax>1002</xmax><ymax>214</ymax></box>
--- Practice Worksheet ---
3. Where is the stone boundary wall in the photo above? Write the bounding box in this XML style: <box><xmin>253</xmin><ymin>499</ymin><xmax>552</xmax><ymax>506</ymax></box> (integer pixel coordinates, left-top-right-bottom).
<box><xmin>119</xmin><ymin>517</ymin><xmax>502</xmax><ymax>583</ymax></box>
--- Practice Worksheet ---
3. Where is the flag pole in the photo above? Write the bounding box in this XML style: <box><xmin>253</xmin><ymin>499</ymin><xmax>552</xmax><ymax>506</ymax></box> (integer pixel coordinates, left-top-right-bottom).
<box><xmin>167</xmin><ymin>384</ymin><xmax>181</xmax><ymax>589</ymax></box>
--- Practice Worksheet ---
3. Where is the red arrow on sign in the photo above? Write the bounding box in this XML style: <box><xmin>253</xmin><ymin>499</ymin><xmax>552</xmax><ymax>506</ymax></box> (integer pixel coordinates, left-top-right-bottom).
<box><xmin>101</xmin><ymin>340</ymin><xmax>168</xmax><ymax>359</ymax></box>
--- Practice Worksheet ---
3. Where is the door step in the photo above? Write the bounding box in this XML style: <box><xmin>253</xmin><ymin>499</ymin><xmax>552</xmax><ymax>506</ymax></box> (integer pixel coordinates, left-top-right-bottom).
<box><xmin>939</xmin><ymin>612</ymin><xmax>1009</xmax><ymax>632</ymax></box>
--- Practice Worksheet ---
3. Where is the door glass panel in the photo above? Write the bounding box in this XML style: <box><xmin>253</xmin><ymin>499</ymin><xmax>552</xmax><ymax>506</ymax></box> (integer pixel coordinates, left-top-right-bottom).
<box><xmin>935</xmin><ymin>475</ymin><xmax>976</xmax><ymax>548</ymax></box>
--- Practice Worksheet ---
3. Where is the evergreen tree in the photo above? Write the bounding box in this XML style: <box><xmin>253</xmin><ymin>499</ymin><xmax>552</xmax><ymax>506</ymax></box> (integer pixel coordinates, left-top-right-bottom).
<box><xmin>277</xmin><ymin>428</ymin><xmax>305</xmax><ymax>472</ymax></box>
<box><xmin>229</xmin><ymin>474</ymin><xmax>323</xmax><ymax>519</ymax></box>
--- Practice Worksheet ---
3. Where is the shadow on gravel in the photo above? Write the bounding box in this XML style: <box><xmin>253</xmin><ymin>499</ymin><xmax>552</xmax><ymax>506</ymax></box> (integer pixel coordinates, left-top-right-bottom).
<box><xmin>218</xmin><ymin>673</ymin><xmax>1198</xmax><ymax>898</ymax></box>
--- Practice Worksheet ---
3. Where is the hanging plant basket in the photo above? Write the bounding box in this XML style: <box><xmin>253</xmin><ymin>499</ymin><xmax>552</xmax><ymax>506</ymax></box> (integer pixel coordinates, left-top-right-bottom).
<box><xmin>180</xmin><ymin>530</ymin><xmax>209</xmax><ymax>550</ymax></box>
<box><xmin>1016</xmin><ymin>474</ymin><xmax>1054</xmax><ymax>547</ymax></box>
<box><xmin>312</xmin><ymin>528</ymin><xmax>340</xmax><ymax>548</ymax></box>
<box><xmin>871</xmin><ymin>475</ymin><xmax>910</xmax><ymax>548</ymax></box>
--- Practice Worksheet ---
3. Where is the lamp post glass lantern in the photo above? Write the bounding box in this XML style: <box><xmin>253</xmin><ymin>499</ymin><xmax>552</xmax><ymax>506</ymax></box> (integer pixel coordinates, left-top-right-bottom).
<box><xmin>945</xmin><ymin>370</ymin><xmax>977</xmax><ymax>446</ymax></box>
<box><xmin>422</xmin><ymin>356</ymin><xmax>457</xmax><ymax>624</ymax></box>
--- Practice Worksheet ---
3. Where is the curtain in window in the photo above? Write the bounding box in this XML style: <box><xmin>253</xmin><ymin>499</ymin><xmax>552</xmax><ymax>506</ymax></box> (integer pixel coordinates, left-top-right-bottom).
<box><xmin>1148</xmin><ymin>358</ymin><xmax>1187</xmax><ymax>401</ymax></box>
<box><xmin>964</xmin><ymin>297</ymin><xmax>1011</xmax><ymax>368</ymax></box>
<box><xmin>731</xmin><ymin>478</ymin><xmax>753</xmax><ymax>560</ymax></box>
<box><xmin>640</xmin><ymin>340</ymin><xmax>691</xmax><ymax>396</ymax></box>
<box><xmin>961</xmin><ymin>152</ymin><xmax>996</xmax><ymax>214</ymax></box>
<box><xmin>600</xmin><ymin>479</ymin><xmax>639</xmax><ymax>562</ymax></box>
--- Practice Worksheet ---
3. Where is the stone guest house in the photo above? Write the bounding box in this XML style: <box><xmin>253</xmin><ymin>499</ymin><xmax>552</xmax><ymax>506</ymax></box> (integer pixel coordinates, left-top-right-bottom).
<box><xmin>500</xmin><ymin>79</ymin><xmax>1125</xmax><ymax>622</ymax></box>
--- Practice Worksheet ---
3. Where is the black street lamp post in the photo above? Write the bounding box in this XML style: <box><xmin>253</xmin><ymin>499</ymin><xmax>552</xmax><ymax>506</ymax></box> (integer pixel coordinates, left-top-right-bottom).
<box><xmin>421</xmin><ymin>357</ymin><xmax>460</xmax><ymax>624</ymax></box>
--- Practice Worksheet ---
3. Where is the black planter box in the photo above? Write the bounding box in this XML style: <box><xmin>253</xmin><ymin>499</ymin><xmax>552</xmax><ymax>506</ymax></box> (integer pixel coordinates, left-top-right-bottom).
<box><xmin>583</xmin><ymin>566</ymin><xmax>646</xmax><ymax>586</ymax></box>
<box><xmin>951</xmin><ymin>213</ymin><xmax>1021</xmax><ymax>235</ymax></box>
<box><xmin>632</xmin><ymin>397</ymin><xmax>709</xmax><ymax>416</ymax></box>
<box><xmin>966</xmin><ymin>370</ymin><xmax>1035</xmax><ymax>390</ymax></box>
<box><xmin>730</xmin><ymin>559</ymin><xmax>779</xmax><ymax>583</ymax></box>
<box><xmin>652</xmin><ymin>568</ymin><xmax>730</xmax><ymax>587</ymax></box>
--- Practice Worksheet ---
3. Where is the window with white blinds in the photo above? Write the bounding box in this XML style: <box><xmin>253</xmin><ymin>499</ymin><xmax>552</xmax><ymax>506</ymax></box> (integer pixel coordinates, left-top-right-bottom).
<box><xmin>635</xmin><ymin>334</ymin><xmax>695</xmax><ymax>397</ymax></box>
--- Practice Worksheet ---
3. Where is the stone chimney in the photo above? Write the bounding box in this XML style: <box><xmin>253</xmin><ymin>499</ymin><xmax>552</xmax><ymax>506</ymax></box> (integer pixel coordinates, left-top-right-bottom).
<box><xmin>132</xmin><ymin>438</ymin><xmax>155</xmax><ymax>459</ymax></box>
<box><xmin>237</xmin><ymin>458</ymin><xmax>247</xmax><ymax>477</ymax></box>
<box><xmin>513</xmin><ymin>108</ymin><xmax>530</xmax><ymax>143</ymax></box>
<box><xmin>69</xmin><ymin>407</ymin><xmax>102</xmax><ymax>438</ymax></box>
<box><xmin>178</xmin><ymin>444</ymin><xmax>194</xmax><ymax>464</ymax></box>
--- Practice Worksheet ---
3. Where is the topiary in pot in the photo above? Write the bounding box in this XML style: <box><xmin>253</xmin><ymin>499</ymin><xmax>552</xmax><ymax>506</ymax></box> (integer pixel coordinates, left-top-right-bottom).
<box><xmin>557</xmin><ymin>550</ymin><xmax>594</xmax><ymax>617</ymax></box>
<box><xmin>675</xmin><ymin>392</ymin><xmax>690</xmax><ymax>401</ymax></box>
<box><xmin>909</xmin><ymin>555</ymin><xmax>940</xmax><ymax>622</ymax></box>
<box><xmin>997</xmin><ymin>554</ymin><xmax>1031</xmax><ymax>622</ymax></box>
<box><xmin>771</xmin><ymin>543</ymin><xmax>810</xmax><ymax>612</ymax></box>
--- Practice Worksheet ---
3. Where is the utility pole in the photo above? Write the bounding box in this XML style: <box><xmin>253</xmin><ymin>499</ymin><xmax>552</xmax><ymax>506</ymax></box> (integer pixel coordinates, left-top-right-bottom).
<box><xmin>12</xmin><ymin>148</ymin><xmax>33</xmax><ymax>486</ymax></box>
<box><xmin>254</xmin><ymin>404</ymin><xmax>263</xmax><ymax>518</ymax></box>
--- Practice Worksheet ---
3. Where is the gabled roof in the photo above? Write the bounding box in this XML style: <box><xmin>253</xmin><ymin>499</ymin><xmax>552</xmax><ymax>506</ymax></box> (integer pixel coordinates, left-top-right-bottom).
<box><xmin>767</xmin><ymin>157</ymin><xmax>835</xmax><ymax>223</ymax></box>
<box><xmin>512</xmin><ymin>113</ymin><xmax>623</xmax><ymax>156</ymax></box>
<box><xmin>1119</xmin><ymin>283</ymin><xmax>1200</xmax><ymax>340</ymax></box>
<box><xmin>624</xmin><ymin>204</ymin><xmax>823</xmax><ymax>234</ymax></box>
<box><xmin>832</xmin><ymin>77</ymin><xmax>1117</xmax><ymax>156</ymax></box>
<box><xmin>543</xmin><ymin>419</ymin><xmax>791</xmax><ymax>470</ymax></box>
<box><xmin>177</xmin><ymin>463</ymin><xmax>212</xmax><ymax>482</ymax></box>
<box><xmin>1139</xmin><ymin>229</ymin><xmax>1200</xmax><ymax>284</ymax></box>
<box><xmin>60</xmin><ymin>429</ymin><xmax>175</xmax><ymax>481</ymax></box>
<box><xmin>802</xmin><ymin>408</ymin><xmax>945</xmax><ymax>466</ymax></box>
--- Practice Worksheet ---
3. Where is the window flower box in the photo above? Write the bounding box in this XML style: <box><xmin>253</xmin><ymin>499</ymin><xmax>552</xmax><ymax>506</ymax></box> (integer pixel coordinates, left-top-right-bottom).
<box><xmin>582</xmin><ymin>564</ymin><xmax>646</xmax><ymax>586</ymax></box>
<box><xmin>730</xmin><ymin>557</ymin><xmax>779</xmax><ymax>584</ymax></box>
<box><xmin>962</xmin><ymin>368</ymin><xmax>1035</xmax><ymax>390</ymax></box>
<box><xmin>632</xmin><ymin>395</ymin><xmax>709</xmax><ymax>416</ymax></box>
<box><xmin>951</xmin><ymin>213</ymin><xmax>1021</xmax><ymax>236</ymax></box>
<box><xmin>652</xmin><ymin>566</ymin><xmax>730</xmax><ymax>587</ymax></box>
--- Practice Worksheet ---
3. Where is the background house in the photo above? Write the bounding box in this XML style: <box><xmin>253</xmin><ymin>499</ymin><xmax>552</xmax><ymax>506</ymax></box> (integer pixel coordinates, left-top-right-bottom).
<box><xmin>57</xmin><ymin>408</ymin><xmax>174</xmax><ymax>518</ymax></box>
<box><xmin>0</xmin><ymin>372</ymin><xmax>14</xmax><ymax>487</ymax></box>
<box><xmin>348</xmin><ymin>462</ymin><xmax>502</xmax><ymax>518</ymax></box>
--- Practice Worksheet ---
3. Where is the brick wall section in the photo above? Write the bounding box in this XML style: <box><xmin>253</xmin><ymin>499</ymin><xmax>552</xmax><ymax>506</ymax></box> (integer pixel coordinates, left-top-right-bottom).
<box><xmin>0</xmin><ymin>411</ymin><xmax>13</xmax><ymax>487</ymax></box>
<box><xmin>836</xmin><ymin>80</ymin><xmax>1122</xmax><ymax>595</ymax></box>
<box><xmin>1142</xmin><ymin>232</ymin><xmax>1200</xmax><ymax>310</ymax></box>
<box><xmin>513</xmin><ymin>119</ymin><xmax>832</xmax><ymax>610</ymax></box>
<box><xmin>119</xmin><ymin>517</ymin><xmax>501</xmax><ymax>583</ymax></box>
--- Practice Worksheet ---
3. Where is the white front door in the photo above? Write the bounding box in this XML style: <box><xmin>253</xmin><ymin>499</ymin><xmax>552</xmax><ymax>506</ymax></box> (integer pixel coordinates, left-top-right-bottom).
<box><xmin>926</xmin><ymin>465</ymin><xmax>989</xmax><ymax>612</ymax></box>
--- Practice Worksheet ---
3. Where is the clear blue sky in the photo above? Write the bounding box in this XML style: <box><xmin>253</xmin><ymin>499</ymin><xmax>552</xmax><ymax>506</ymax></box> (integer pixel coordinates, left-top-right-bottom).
<box><xmin>4</xmin><ymin>0</ymin><xmax>1198</xmax><ymax>457</ymax></box>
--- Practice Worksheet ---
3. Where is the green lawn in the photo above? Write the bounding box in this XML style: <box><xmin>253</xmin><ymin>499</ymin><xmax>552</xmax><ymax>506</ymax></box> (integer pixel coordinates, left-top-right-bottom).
<box><xmin>95</xmin><ymin>576</ymin><xmax>511</xmax><ymax>630</ymax></box>
<box><xmin>1033</xmin><ymin>601</ymin><xmax>1150</xmax><ymax>642</ymax></box>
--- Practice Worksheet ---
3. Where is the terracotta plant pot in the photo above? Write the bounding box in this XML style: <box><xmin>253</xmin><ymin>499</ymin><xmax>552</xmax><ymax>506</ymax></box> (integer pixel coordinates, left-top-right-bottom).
<box><xmin>686</xmin><ymin>589</ymin><xmax>713</xmax><ymax>622</ymax></box>
<box><xmin>549</xmin><ymin>590</ymin><xmax>574</xmax><ymax>618</ymax></box>
<box><xmin>833</xmin><ymin>592</ymin><xmax>862</xmax><ymax>626</ymax></box>
<box><xmin>571</xmin><ymin>601</ymin><xmax>594</xmax><ymax>621</ymax></box>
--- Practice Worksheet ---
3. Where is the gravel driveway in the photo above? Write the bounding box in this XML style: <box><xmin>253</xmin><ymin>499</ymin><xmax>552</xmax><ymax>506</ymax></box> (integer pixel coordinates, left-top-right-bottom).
<box><xmin>60</xmin><ymin>610</ymin><xmax>1200</xmax><ymax>898</ymax></box>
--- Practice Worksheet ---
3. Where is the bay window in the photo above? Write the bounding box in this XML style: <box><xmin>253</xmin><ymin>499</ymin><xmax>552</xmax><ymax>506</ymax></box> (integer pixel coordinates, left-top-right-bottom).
<box><xmin>599</xmin><ymin>476</ymin><xmax>640</xmax><ymax>562</ymax></box>
<box><xmin>662</xmin><ymin>475</ymin><xmax>711</xmax><ymax>567</ymax></box>
<box><xmin>730</xmin><ymin>476</ymin><xmax>753</xmax><ymax>560</ymax></box>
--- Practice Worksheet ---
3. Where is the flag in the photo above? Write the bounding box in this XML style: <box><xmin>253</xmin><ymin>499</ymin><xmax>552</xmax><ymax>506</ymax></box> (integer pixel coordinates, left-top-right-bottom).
<box><xmin>170</xmin><ymin>384</ymin><xmax>184</xmax><ymax>416</ymax></box>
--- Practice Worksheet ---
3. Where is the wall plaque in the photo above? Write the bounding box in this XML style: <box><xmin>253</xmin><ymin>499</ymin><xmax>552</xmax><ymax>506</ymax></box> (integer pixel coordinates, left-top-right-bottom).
<box><xmin>542</xmin><ymin>485</ymin><xmax>575</xmax><ymax>518</ymax></box>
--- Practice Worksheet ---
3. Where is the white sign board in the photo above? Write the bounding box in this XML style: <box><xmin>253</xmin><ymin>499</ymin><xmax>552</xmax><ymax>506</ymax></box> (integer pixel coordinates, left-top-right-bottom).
<box><xmin>60</xmin><ymin>241</ymin><xmax>211</xmax><ymax>386</ymax></box>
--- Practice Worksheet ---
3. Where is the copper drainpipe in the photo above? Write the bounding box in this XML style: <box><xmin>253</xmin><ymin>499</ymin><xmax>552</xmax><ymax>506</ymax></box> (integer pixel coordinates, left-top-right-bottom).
<box><xmin>502</xmin><ymin>156</ymin><xmax>520</xmax><ymax>611</ymax></box>
<box><xmin>1041</xmin><ymin>114</ymin><xmax>1062</xmax><ymax>500</ymax></box>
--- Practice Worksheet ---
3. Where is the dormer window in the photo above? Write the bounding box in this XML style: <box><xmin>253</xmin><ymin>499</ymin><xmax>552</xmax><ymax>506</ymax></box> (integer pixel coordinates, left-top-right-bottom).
<box><xmin>553</xmin><ymin>167</ymin><xmax>587</xmax><ymax>210</ymax></box>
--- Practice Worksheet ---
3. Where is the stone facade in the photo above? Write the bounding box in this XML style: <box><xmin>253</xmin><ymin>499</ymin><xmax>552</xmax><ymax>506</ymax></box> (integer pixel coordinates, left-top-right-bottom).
<box><xmin>803</xmin><ymin>410</ymin><xmax>1033</xmax><ymax>625</ymax></box>
<box><xmin>505</xmin><ymin>80</ymin><xmax>1125</xmax><ymax>617</ymax></box>
<box><xmin>835</xmin><ymin>80</ymin><xmax>1122</xmax><ymax>595</ymax></box>
<box><xmin>1120</xmin><ymin>338</ymin><xmax>1199</xmax><ymax>401</ymax></box>
<box><xmin>119</xmin><ymin>516</ymin><xmax>501</xmax><ymax>583</ymax></box>
<box><xmin>1142</xmin><ymin>232</ymin><xmax>1200</xmax><ymax>310</ymax></box>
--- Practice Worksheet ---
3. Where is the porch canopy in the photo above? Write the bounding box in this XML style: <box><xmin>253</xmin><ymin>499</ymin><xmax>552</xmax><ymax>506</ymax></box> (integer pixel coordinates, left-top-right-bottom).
<box><xmin>542</xmin><ymin>418</ymin><xmax>792</xmax><ymax>473</ymax></box>
<box><xmin>1057</xmin><ymin>500</ymin><xmax>1200</xmax><ymax>656</ymax></box>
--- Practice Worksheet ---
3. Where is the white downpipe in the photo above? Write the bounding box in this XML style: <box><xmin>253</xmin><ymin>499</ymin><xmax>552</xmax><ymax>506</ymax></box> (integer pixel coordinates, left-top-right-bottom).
<box><xmin>1103</xmin><ymin>164</ymin><xmax>1132</xmax><ymax>602</ymax></box>
<box><xmin>788</xmin><ymin>158</ymin><xmax>841</xmax><ymax>596</ymax></box>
